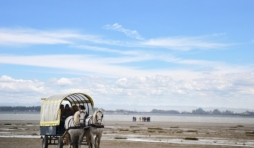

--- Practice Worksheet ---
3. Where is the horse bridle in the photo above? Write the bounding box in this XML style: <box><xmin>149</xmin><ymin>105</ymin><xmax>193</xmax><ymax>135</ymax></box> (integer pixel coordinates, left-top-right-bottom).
<box><xmin>95</xmin><ymin>110</ymin><xmax>103</xmax><ymax>123</ymax></box>
<box><xmin>78</xmin><ymin>110</ymin><xmax>86</xmax><ymax>125</ymax></box>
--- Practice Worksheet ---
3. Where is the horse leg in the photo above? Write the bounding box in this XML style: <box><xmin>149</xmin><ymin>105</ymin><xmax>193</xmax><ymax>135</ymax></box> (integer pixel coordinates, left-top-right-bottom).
<box><xmin>85</xmin><ymin>130</ymin><xmax>94</xmax><ymax>148</ymax></box>
<box><xmin>98</xmin><ymin>135</ymin><xmax>101</xmax><ymax>148</ymax></box>
<box><xmin>90</xmin><ymin>132</ymin><xmax>95</xmax><ymax>148</ymax></box>
<box><xmin>84</xmin><ymin>131</ymin><xmax>90</xmax><ymax>148</ymax></box>
<box><xmin>78</xmin><ymin>133</ymin><xmax>84</xmax><ymax>148</ymax></box>
<box><xmin>87</xmin><ymin>136</ymin><xmax>94</xmax><ymax>148</ymax></box>
<box><xmin>67</xmin><ymin>133</ymin><xmax>72</xmax><ymax>148</ymax></box>
<box><xmin>94</xmin><ymin>136</ymin><xmax>98</xmax><ymax>148</ymax></box>
<box><xmin>76</xmin><ymin>143</ymin><xmax>79</xmax><ymax>148</ymax></box>
<box><xmin>85</xmin><ymin>136</ymin><xmax>90</xmax><ymax>148</ymax></box>
<box><xmin>72</xmin><ymin>143</ymin><xmax>77</xmax><ymax>148</ymax></box>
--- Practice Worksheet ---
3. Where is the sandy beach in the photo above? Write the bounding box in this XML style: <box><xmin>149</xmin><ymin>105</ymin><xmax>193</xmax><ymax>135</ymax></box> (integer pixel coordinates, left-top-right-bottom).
<box><xmin>0</xmin><ymin>119</ymin><xmax>254</xmax><ymax>148</ymax></box>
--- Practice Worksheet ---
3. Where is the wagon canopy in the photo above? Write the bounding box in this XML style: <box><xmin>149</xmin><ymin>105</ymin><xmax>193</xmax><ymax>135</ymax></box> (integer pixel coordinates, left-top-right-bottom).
<box><xmin>40</xmin><ymin>93</ymin><xmax>94</xmax><ymax>126</ymax></box>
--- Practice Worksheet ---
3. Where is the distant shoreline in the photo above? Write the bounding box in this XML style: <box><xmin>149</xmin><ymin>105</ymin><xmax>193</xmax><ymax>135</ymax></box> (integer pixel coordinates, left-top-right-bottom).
<box><xmin>1</xmin><ymin>106</ymin><xmax>254</xmax><ymax>116</ymax></box>
<box><xmin>0</xmin><ymin>110</ymin><xmax>254</xmax><ymax>117</ymax></box>
<box><xmin>0</xmin><ymin>111</ymin><xmax>40</xmax><ymax>114</ymax></box>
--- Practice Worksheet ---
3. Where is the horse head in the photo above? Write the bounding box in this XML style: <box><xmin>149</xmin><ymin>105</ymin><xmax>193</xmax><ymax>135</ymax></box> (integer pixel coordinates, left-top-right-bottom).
<box><xmin>73</xmin><ymin>110</ymin><xmax>87</xmax><ymax>127</ymax></box>
<box><xmin>93</xmin><ymin>109</ymin><xmax>104</xmax><ymax>125</ymax></box>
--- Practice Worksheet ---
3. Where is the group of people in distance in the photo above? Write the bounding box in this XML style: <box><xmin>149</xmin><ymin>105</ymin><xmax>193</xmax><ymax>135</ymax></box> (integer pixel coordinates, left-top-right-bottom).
<box><xmin>133</xmin><ymin>116</ymin><xmax>151</xmax><ymax>122</ymax></box>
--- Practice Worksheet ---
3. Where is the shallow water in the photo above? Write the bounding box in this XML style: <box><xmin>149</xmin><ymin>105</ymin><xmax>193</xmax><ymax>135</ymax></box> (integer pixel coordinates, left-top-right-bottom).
<box><xmin>0</xmin><ymin>113</ymin><xmax>253</xmax><ymax>124</ymax></box>
<box><xmin>106</xmin><ymin>114</ymin><xmax>254</xmax><ymax>124</ymax></box>
<box><xmin>0</xmin><ymin>135</ymin><xmax>41</xmax><ymax>138</ymax></box>
<box><xmin>125</xmin><ymin>138</ymin><xmax>254</xmax><ymax>147</ymax></box>
<box><xmin>0</xmin><ymin>113</ymin><xmax>39</xmax><ymax>120</ymax></box>
<box><xmin>102</xmin><ymin>133</ymin><xmax>254</xmax><ymax>147</ymax></box>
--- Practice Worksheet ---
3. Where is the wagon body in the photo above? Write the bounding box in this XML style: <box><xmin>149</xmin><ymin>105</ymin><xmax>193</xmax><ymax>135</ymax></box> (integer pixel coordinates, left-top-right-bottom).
<box><xmin>40</xmin><ymin>92</ymin><xmax>94</xmax><ymax>148</ymax></box>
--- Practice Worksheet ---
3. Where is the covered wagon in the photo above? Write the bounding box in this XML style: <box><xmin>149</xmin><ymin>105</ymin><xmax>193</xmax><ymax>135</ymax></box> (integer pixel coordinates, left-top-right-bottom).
<box><xmin>40</xmin><ymin>92</ymin><xmax>94</xmax><ymax>148</ymax></box>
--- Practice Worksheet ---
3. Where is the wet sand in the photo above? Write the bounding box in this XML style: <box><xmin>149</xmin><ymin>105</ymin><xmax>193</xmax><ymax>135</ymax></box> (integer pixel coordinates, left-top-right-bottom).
<box><xmin>0</xmin><ymin>120</ymin><xmax>254</xmax><ymax>148</ymax></box>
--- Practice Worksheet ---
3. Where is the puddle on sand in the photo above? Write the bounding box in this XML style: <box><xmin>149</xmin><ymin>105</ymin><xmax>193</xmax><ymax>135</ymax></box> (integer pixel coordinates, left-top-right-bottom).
<box><xmin>0</xmin><ymin>128</ymin><xmax>15</xmax><ymax>131</ymax></box>
<box><xmin>0</xmin><ymin>135</ymin><xmax>41</xmax><ymax>138</ymax></box>
<box><xmin>0</xmin><ymin>132</ymin><xmax>11</xmax><ymax>134</ymax></box>
<box><xmin>103</xmin><ymin>136</ymin><xmax>254</xmax><ymax>147</ymax></box>
<box><xmin>1</xmin><ymin>134</ymin><xmax>254</xmax><ymax>147</ymax></box>
<box><xmin>26</xmin><ymin>125</ymin><xmax>36</xmax><ymax>127</ymax></box>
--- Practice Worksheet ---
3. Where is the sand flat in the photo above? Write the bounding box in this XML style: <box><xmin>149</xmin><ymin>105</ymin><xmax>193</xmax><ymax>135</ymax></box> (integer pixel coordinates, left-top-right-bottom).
<box><xmin>0</xmin><ymin>120</ymin><xmax>254</xmax><ymax>148</ymax></box>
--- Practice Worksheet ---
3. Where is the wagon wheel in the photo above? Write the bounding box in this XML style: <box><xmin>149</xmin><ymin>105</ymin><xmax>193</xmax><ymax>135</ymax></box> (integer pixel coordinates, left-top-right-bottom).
<box><xmin>58</xmin><ymin>136</ymin><xmax>63</xmax><ymax>148</ymax></box>
<box><xmin>42</xmin><ymin>136</ymin><xmax>48</xmax><ymax>148</ymax></box>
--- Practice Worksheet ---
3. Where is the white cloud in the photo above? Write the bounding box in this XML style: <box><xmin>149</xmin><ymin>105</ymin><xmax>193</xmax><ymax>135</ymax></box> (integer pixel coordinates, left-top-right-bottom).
<box><xmin>0</xmin><ymin>28</ymin><xmax>71</xmax><ymax>45</ymax></box>
<box><xmin>104</xmin><ymin>23</ymin><xmax>144</xmax><ymax>40</ymax></box>
<box><xmin>0</xmin><ymin>27</ymin><xmax>253</xmax><ymax>110</ymax></box>
<box><xmin>0</xmin><ymin>75</ymin><xmax>45</xmax><ymax>93</ymax></box>
<box><xmin>113</xmin><ymin>73</ymin><xmax>254</xmax><ymax>109</ymax></box>
<box><xmin>73</xmin><ymin>45</ymin><xmax>138</xmax><ymax>55</ymax></box>
<box><xmin>48</xmin><ymin>77</ymin><xmax>82</xmax><ymax>87</ymax></box>
<box><xmin>1</xmin><ymin>72</ymin><xmax>254</xmax><ymax>110</ymax></box>
<box><xmin>0</xmin><ymin>54</ymin><xmax>149</xmax><ymax>77</ymax></box>
<box><xmin>0</xmin><ymin>53</ymin><xmax>252</xmax><ymax>80</ymax></box>
<box><xmin>0</xmin><ymin>75</ymin><xmax>51</xmax><ymax>105</ymax></box>
<box><xmin>141</xmin><ymin>36</ymin><xmax>227</xmax><ymax>50</ymax></box>
<box><xmin>0</xmin><ymin>28</ymin><xmax>229</xmax><ymax>52</ymax></box>
<box><xmin>0</xmin><ymin>28</ymin><xmax>103</xmax><ymax>46</ymax></box>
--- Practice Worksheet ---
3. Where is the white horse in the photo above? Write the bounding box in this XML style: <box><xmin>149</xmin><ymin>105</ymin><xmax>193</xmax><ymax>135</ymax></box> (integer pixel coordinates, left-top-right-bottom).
<box><xmin>86</xmin><ymin>110</ymin><xmax>104</xmax><ymax>148</ymax></box>
<box><xmin>65</xmin><ymin>110</ymin><xmax>94</xmax><ymax>148</ymax></box>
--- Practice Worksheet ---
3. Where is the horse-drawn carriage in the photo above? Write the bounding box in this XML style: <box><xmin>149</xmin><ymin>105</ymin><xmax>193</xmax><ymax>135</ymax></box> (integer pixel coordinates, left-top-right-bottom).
<box><xmin>40</xmin><ymin>92</ymin><xmax>103</xmax><ymax>148</ymax></box>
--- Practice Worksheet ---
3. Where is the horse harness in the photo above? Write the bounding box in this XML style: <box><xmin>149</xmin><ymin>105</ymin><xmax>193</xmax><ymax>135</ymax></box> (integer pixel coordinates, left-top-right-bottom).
<box><xmin>66</xmin><ymin>110</ymin><xmax>87</xmax><ymax>130</ymax></box>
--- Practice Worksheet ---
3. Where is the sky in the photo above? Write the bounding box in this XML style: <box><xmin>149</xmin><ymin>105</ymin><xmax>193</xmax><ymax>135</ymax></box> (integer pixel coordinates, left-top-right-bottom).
<box><xmin>0</xmin><ymin>1</ymin><xmax>254</xmax><ymax>112</ymax></box>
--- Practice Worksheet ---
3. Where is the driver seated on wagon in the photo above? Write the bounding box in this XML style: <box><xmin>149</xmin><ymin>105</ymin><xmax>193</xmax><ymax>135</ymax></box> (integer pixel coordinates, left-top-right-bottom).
<box><xmin>79</xmin><ymin>105</ymin><xmax>89</xmax><ymax>118</ymax></box>
<box><xmin>79</xmin><ymin>105</ymin><xmax>85</xmax><ymax>110</ymax></box>
<box><xmin>71</xmin><ymin>105</ymin><xmax>79</xmax><ymax>115</ymax></box>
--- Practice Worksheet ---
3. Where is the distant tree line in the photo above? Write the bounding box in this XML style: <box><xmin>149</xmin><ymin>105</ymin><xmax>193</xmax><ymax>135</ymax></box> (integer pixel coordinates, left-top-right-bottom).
<box><xmin>150</xmin><ymin>108</ymin><xmax>254</xmax><ymax>116</ymax></box>
<box><xmin>191</xmin><ymin>108</ymin><xmax>234</xmax><ymax>115</ymax></box>
<box><xmin>0</xmin><ymin>106</ymin><xmax>40</xmax><ymax>112</ymax></box>
<box><xmin>151</xmin><ymin>109</ymin><xmax>180</xmax><ymax>114</ymax></box>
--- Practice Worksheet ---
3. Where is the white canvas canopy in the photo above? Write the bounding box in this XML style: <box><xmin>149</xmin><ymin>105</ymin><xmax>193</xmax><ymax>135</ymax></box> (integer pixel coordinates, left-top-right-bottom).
<box><xmin>40</xmin><ymin>93</ymin><xmax>94</xmax><ymax>126</ymax></box>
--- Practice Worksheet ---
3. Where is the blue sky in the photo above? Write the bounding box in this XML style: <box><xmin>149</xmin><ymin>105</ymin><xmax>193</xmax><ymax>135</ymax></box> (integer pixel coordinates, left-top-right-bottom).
<box><xmin>0</xmin><ymin>1</ymin><xmax>254</xmax><ymax>111</ymax></box>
